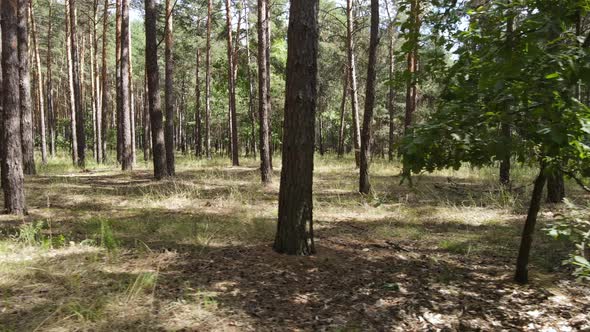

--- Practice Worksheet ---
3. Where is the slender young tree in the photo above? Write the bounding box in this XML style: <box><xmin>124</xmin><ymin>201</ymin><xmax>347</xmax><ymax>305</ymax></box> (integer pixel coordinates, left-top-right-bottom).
<box><xmin>101</xmin><ymin>0</ymin><xmax>109</xmax><ymax>163</ymax></box>
<box><xmin>274</xmin><ymin>0</ymin><xmax>319</xmax><ymax>256</ymax></box>
<box><xmin>47</xmin><ymin>0</ymin><xmax>56</xmax><ymax>158</ymax></box>
<box><xmin>258</xmin><ymin>0</ymin><xmax>272</xmax><ymax>183</ymax></box>
<box><xmin>145</xmin><ymin>0</ymin><xmax>167</xmax><ymax>179</ymax></box>
<box><xmin>244</xmin><ymin>1</ymin><xmax>256</xmax><ymax>156</ymax></box>
<box><xmin>1</xmin><ymin>0</ymin><xmax>27</xmax><ymax>214</ymax></box>
<box><xmin>65</xmin><ymin>0</ymin><xmax>78</xmax><ymax>165</ymax></box>
<box><xmin>346</xmin><ymin>0</ymin><xmax>361</xmax><ymax>167</ymax></box>
<box><xmin>18</xmin><ymin>0</ymin><xmax>35</xmax><ymax>174</ymax></box>
<box><xmin>120</xmin><ymin>0</ymin><xmax>133</xmax><ymax>170</ymax></box>
<box><xmin>195</xmin><ymin>46</ymin><xmax>202</xmax><ymax>157</ymax></box>
<box><xmin>92</xmin><ymin>0</ymin><xmax>102</xmax><ymax>163</ymax></box>
<box><xmin>69</xmin><ymin>0</ymin><xmax>85</xmax><ymax>167</ymax></box>
<box><xmin>116</xmin><ymin>0</ymin><xmax>122</xmax><ymax>163</ymax></box>
<box><xmin>205</xmin><ymin>0</ymin><xmax>212</xmax><ymax>159</ymax></box>
<box><xmin>337</xmin><ymin>65</ymin><xmax>348</xmax><ymax>157</ymax></box>
<box><xmin>225</xmin><ymin>0</ymin><xmax>239</xmax><ymax>166</ymax></box>
<box><xmin>164</xmin><ymin>0</ymin><xmax>176</xmax><ymax>175</ymax></box>
<box><xmin>385</xmin><ymin>1</ymin><xmax>396</xmax><ymax>162</ymax></box>
<box><xmin>404</xmin><ymin>0</ymin><xmax>420</xmax><ymax>134</ymax></box>
<box><xmin>359</xmin><ymin>0</ymin><xmax>380</xmax><ymax>194</ymax></box>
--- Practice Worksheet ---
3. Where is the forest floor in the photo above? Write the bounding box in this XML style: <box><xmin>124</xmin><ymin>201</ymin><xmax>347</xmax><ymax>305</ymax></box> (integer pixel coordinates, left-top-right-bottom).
<box><xmin>0</xmin><ymin>154</ymin><xmax>589</xmax><ymax>331</ymax></box>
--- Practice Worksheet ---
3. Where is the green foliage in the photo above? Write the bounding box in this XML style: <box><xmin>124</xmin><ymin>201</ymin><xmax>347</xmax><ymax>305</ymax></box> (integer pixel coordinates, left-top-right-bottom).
<box><xmin>545</xmin><ymin>199</ymin><xmax>590</xmax><ymax>280</ymax></box>
<box><xmin>99</xmin><ymin>220</ymin><xmax>119</xmax><ymax>251</ymax></box>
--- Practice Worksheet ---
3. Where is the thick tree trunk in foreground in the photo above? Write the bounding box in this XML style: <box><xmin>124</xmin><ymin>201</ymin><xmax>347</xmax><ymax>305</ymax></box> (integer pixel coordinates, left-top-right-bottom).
<box><xmin>258</xmin><ymin>0</ymin><xmax>272</xmax><ymax>183</ymax></box>
<box><xmin>225</xmin><ymin>0</ymin><xmax>239</xmax><ymax>166</ymax></box>
<box><xmin>65</xmin><ymin>0</ymin><xmax>78</xmax><ymax>165</ymax></box>
<box><xmin>164</xmin><ymin>0</ymin><xmax>175</xmax><ymax>175</ymax></box>
<box><xmin>69</xmin><ymin>0</ymin><xmax>85</xmax><ymax>168</ymax></box>
<box><xmin>120</xmin><ymin>0</ymin><xmax>133</xmax><ymax>170</ymax></box>
<box><xmin>205</xmin><ymin>0</ymin><xmax>212</xmax><ymax>159</ymax></box>
<box><xmin>274</xmin><ymin>0</ymin><xmax>319</xmax><ymax>256</ymax></box>
<box><xmin>2</xmin><ymin>0</ymin><xmax>27</xmax><ymax>214</ymax></box>
<box><xmin>18</xmin><ymin>0</ymin><xmax>35</xmax><ymax>175</ymax></box>
<box><xmin>515</xmin><ymin>164</ymin><xmax>547</xmax><ymax>284</ymax></box>
<box><xmin>346</xmin><ymin>0</ymin><xmax>361</xmax><ymax>168</ymax></box>
<box><xmin>145</xmin><ymin>0</ymin><xmax>167</xmax><ymax>179</ymax></box>
<box><xmin>359</xmin><ymin>0</ymin><xmax>380</xmax><ymax>195</ymax></box>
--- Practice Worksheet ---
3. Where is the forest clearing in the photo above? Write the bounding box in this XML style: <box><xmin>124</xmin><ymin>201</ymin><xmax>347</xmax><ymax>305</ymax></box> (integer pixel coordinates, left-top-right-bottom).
<box><xmin>0</xmin><ymin>155</ymin><xmax>589</xmax><ymax>330</ymax></box>
<box><xmin>1</xmin><ymin>0</ymin><xmax>590</xmax><ymax>330</ymax></box>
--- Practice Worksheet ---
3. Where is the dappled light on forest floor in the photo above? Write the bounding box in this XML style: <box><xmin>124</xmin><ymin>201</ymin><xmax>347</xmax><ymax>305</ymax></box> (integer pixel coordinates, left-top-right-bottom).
<box><xmin>0</xmin><ymin>157</ymin><xmax>588</xmax><ymax>331</ymax></box>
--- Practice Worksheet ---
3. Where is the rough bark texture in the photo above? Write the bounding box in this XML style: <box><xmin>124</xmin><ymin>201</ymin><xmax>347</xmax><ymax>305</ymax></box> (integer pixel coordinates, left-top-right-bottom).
<box><xmin>93</xmin><ymin>0</ymin><xmax>102</xmax><ymax>164</ymax></box>
<box><xmin>116</xmin><ymin>0</ymin><xmax>122</xmax><ymax>163</ymax></box>
<box><xmin>120</xmin><ymin>0</ymin><xmax>133</xmax><ymax>170</ymax></box>
<box><xmin>164</xmin><ymin>0</ymin><xmax>175</xmax><ymax>175</ymax></box>
<box><xmin>143</xmin><ymin>73</ymin><xmax>151</xmax><ymax>161</ymax></box>
<box><xmin>47</xmin><ymin>0</ymin><xmax>56</xmax><ymax>158</ymax></box>
<box><xmin>145</xmin><ymin>0</ymin><xmax>167</xmax><ymax>179</ymax></box>
<box><xmin>195</xmin><ymin>47</ymin><xmax>202</xmax><ymax>157</ymax></box>
<box><xmin>359</xmin><ymin>0</ymin><xmax>380</xmax><ymax>195</ymax></box>
<box><xmin>387</xmin><ymin>18</ymin><xmax>396</xmax><ymax>162</ymax></box>
<box><xmin>515</xmin><ymin>164</ymin><xmax>547</xmax><ymax>284</ymax></box>
<box><xmin>244</xmin><ymin>2</ymin><xmax>256</xmax><ymax>157</ymax></box>
<box><xmin>18</xmin><ymin>0</ymin><xmax>35</xmax><ymax>175</ymax></box>
<box><xmin>274</xmin><ymin>0</ymin><xmax>319</xmax><ymax>256</ymax></box>
<box><xmin>30</xmin><ymin>2</ymin><xmax>46</xmax><ymax>166</ymax></box>
<box><xmin>346</xmin><ymin>0</ymin><xmax>361</xmax><ymax>167</ymax></box>
<box><xmin>404</xmin><ymin>0</ymin><xmax>420</xmax><ymax>134</ymax></box>
<box><xmin>225</xmin><ymin>0</ymin><xmax>239</xmax><ymax>166</ymax></box>
<box><xmin>205</xmin><ymin>0</ymin><xmax>212</xmax><ymax>159</ymax></box>
<box><xmin>258</xmin><ymin>0</ymin><xmax>272</xmax><ymax>184</ymax></box>
<box><xmin>69</xmin><ymin>0</ymin><xmax>85</xmax><ymax>168</ymax></box>
<box><xmin>101</xmin><ymin>0</ymin><xmax>109</xmax><ymax>163</ymax></box>
<box><xmin>337</xmin><ymin>65</ymin><xmax>348</xmax><ymax>157</ymax></box>
<box><xmin>65</xmin><ymin>0</ymin><xmax>78</xmax><ymax>166</ymax></box>
<box><xmin>2</xmin><ymin>0</ymin><xmax>27</xmax><ymax>214</ymax></box>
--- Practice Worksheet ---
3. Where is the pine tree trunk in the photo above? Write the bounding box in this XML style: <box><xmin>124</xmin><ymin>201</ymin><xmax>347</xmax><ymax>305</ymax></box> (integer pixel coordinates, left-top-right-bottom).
<box><xmin>18</xmin><ymin>0</ymin><xmax>36</xmax><ymax>174</ymax></box>
<box><xmin>337</xmin><ymin>65</ymin><xmax>348</xmax><ymax>157</ymax></box>
<box><xmin>116</xmin><ymin>0</ymin><xmax>122</xmax><ymax>163</ymax></box>
<box><xmin>258</xmin><ymin>0</ymin><xmax>272</xmax><ymax>183</ymax></box>
<box><xmin>387</xmin><ymin>21</ymin><xmax>396</xmax><ymax>162</ymax></box>
<box><xmin>101</xmin><ymin>0</ymin><xmax>109</xmax><ymax>163</ymax></box>
<box><xmin>164</xmin><ymin>0</ymin><xmax>176</xmax><ymax>175</ymax></box>
<box><xmin>244</xmin><ymin>2</ymin><xmax>256</xmax><ymax>157</ymax></box>
<box><xmin>404</xmin><ymin>0</ymin><xmax>420</xmax><ymax>135</ymax></box>
<box><xmin>205</xmin><ymin>0</ymin><xmax>212</xmax><ymax>159</ymax></box>
<box><xmin>195</xmin><ymin>47</ymin><xmax>202</xmax><ymax>157</ymax></box>
<box><xmin>515</xmin><ymin>163</ymin><xmax>547</xmax><ymax>284</ymax></box>
<box><xmin>346</xmin><ymin>0</ymin><xmax>361</xmax><ymax>168</ymax></box>
<box><xmin>120</xmin><ymin>0</ymin><xmax>133</xmax><ymax>170</ymax></box>
<box><xmin>143</xmin><ymin>70</ymin><xmax>151</xmax><ymax>161</ymax></box>
<box><xmin>1</xmin><ymin>0</ymin><xmax>27</xmax><ymax>214</ymax></box>
<box><xmin>129</xmin><ymin>28</ymin><xmax>136</xmax><ymax>165</ymax></box>
<box><xmin>145</xmin><ymin>0</ymin><xmax>167</xmax><ymax>179</ymax></box>
<box><xmin>65</xmin><ymin>0</ymin><xmax>78</xmax><ymax>166</ymax></box>
<box><xmin>274</xmin><ymin>0</ymin><xmax>319</xmax><ymax>256</ymax></box>
<box><xmin>93</xmin><ymin>0</ymin><xmax>102</xmax><ymax>163</ymax></box>
<box><xmin>225</xmin><ymin>0</ymin><xmax>240</xmax><ymax>166</ymax></box>
<box><xmin>359</xmin><ymin>0</ymin><xmax>380</xmax><ymax>195</ymax></box>
<box><xmin>47</xmin><ymin>0</ymin><xmax>56</xmax><ymax>158</ymax></box>
<box><xmin>69</xmin><ymin>0</ymin><xmax>85</xmax><ymax>168</ymax></box>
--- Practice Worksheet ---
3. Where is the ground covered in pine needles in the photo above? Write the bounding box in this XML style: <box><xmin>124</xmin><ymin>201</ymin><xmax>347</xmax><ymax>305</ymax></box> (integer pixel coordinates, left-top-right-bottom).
<box><xmin>0</xmin><ymin>155</ymin><xmax>589</xmax><ymax>331</ymax></box>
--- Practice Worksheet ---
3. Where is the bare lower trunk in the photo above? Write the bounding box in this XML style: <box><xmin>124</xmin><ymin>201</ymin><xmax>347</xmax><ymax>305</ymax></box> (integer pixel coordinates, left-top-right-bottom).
<box><xmin>258</xmin><ymin>0</ymin><xmax>272</xmax><ymax>183</ymax></box>
<box><xmin>120</xmin><ymin>0</ymin><xmax>133</xmax><ymax>170</ymax></box>
<box><xmin>195</xmin><ymin>47</ymin><xmax>202</xmax><ymax>157</ymax></box>
<box><xmin>346</xmin><ymin>0</ymin><xmax>361</xmax><ymax>168</ymax></box>
<box><xmin>205</xmin><ymin>0</ymin><xmax>212</xmax><ymax>159</ymax></box>
<box><xmin>337</xmin><ymin>66</ymin><xmax>348</xmax><ymax>157</ymax></box>
<box><xmin>164</xmin><ymin>0</ymin><xmax>175</xmax><ymax>175</ymax></box>
<box><xmin>47</xmin><ymin>0</ymin><xmax>56</xmax><ymax>158</ymax></box>
<box><xmin>19</xmin><ymin>0</ymin><xmax>36</xmax><ymax>174</ymax></box>
<box><xmin>69</xmin><ymin>0</ymin><xmax>85</xmax><ymax>167</ymax></box>
<box><xmin>515</xmin><ymin>163</ymin><xmax>547</xmax><ymax>284</ymax></box>
<box><xmin>66</xmin><ymin>0</ymin><xmax>78</xmax><ymax>165</ymax></box>
<box><xmin>359</xmin><ymin>0</ymin><xmax>380</xmax><ymax>195</ymax></box>
<box><xmin>101</xmin><ymin>0</ymin><xmax>109</xmax><ymax>163</ymax></box>
<box><xmin>274</xmin><ymin>0</ymin><xmax>319</xmax><ymax>256</ymax></box>
<box><xmin>2</xmin><ymin>0</ymin><xmax>27</xmax><ymax>214</ymax></box>
<box><xmin>225</xmin><ymin>0</ymin><xmax>239</xmax><ymax>166</ymax></box>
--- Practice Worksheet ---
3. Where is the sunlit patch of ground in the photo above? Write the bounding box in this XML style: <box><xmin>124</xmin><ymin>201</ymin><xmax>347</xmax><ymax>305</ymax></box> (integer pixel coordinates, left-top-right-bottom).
<box><xmin>0</xmin><ymin>154</ymin><xmax>588</xmax><ymax>331</ymax></box>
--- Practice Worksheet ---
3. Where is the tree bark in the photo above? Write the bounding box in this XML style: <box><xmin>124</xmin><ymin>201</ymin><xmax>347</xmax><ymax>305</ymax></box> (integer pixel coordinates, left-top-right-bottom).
<box><xmin>258</xmin><ymin>0</ymin><xmax>272</xmax><ymax>183</ymax></box>
<box><xmin>515</xmin><ymin>163</ymin><xmax>547</xmax><ymax>284</ymax></box>
<box><xmin>47</xmin><ymin>0</ymin><xmax>56</xmax><ymax>159</ymax></box>
<box><xmin>101</xmin><ymin>0</ymin><xmax>109</xmax><ymax>163</ymax></box>
<box><xmin>359</xmin><ymin>0</ymin><xmax>380</xmax><ymax>195</ymax></box>
<box><xmin>337</xmin><ymin>65</ymin><xmax>348</xmax><ymax>157</ymax></box>
<box><xmin>1</xmin><ymin>0</ymin><xmax>27</xmax><ymax>214</ymax></box>
<box><xmin>18</xmin><ymin>0</ymin><xmax>35</xmax><ymax>174</ymax></box>
<box><xmin>116</xmin><ymin>0</ymin><xmax>122</xmax><ymax>163</ymax></box>
<box><xmin>274</xmin><ymin>0</ymin><xmax>319</xmax><ymax>256</ymax></box>
<box><xmin>500</xmin><ymin>9</ymin><xmax>513</xmax><ymax>185</ymax></box>
<box><xmin>120</xmin><ymin>0</ymin><xmax>133</xmax><ymax>170</ymax></box>
<box><xmin>387</xmin><ymin>16</ymin><xmax>396</xmax><ymax>162</ymax></box>
<box><xmin>145</xmin><ymin>0</ymin><xmax>167</xmax><ymax>179</ymax></box>
<box><xmin>69</xmin><ymin>0</ymin><xmax>85</xmax><ymax>168</ymax></box>
<box><xmin>404</xmin><ymin>0</ymin><xmax>420</xmax><ymax>135</ymax></box>
<box><xmin>244</xmin><ymin>2</ymin><xmax>256</xmax><ymax>157</ymax></box>
<box><xmin>205</xmin><ymin>0</ymin><xmax>212</xmax><ymax>159</ymax></box>
<box><xmin>164</xmin><ymin>0</ymin><xmax>175</xmax><ymax>175</ymax></box>
<box><xmin>346</xmin><ymin>0</ymin><xmax>361</xmax><ymax>168</ymax></box>
<box><xmin>93</xmin><ymin>0</ymin><xmax>102</xmax><ymax>163</ymax></box>
<box><xmin>195</xmin><ymin>47</ymin><xmax>202</xmax><ymax>157</ymax></box>
<box><xmin>65</xmin><ymin>0</ymin><xmax>78</xmax><ymax>166</ymax></box>
<box><xmin>225</xmin><ymin>0</ymin><xmax>240</xmax><ymax>166</ymax></box>
<box><xmin>546</xmin><ymin>172</ymin><xmax>565</xmax><ymax>203</ymax></box>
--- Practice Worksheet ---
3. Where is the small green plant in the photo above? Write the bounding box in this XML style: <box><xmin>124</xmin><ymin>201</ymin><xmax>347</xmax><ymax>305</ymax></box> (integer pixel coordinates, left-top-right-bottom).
<box><xmin>99</xmin><ymin>220</ymin><xmax>119</xmax><ymax>251</ymax></box>
<box><xmin>17</xmin><ymin>221</ymin><xmax>45</xmax><ymax>246</ymax></box>
<box><xmin>125</xmin><ymin>272</ymin><xmax>158</xmax><ymax>303</ymax></box>
<box><xmin>545</xmin><ymin>199</ymin><xmax>590</xmax><ymax>281</ymax></box>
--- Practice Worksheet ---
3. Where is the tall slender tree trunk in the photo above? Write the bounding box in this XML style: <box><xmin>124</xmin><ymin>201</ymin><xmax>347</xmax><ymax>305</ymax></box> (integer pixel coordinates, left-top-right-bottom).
<box><xmin>47</xmin><ymin>0</ymin><xmax>56</xmax><ymax>158</ymax></box>
<box><xmin>337</xmin><ymin>65</ymin><xmax>348</xmax><ymax>157</ymax></box>
<box><xmin>93</xmin><ymin>0</ymin><xmax>102</xmax><ymax>163</ymax></box>
<box><xmin>387</xmin><ymin>15</ymin><xmax>396</xmax><ymax>162</ymax></box>
<box><xmin>116</xmin><ymin>0</ymin><xmax>122</xmax><ymax>163</ymax></box>
<box><xmin>120</xmin><ymin>0</ymin><xmax>133</xmax><ymax>170</ymax></box>
<box><xmin>244</xmin><ymin>2</ymin><xmax>256</xmax><ymax>157</ymax></box>
<box><xmin>1</xmin><ymin>0</ymin><xmax>27</xmax><ymax>214</ymax></box>
<box><xmin>359</xmin><ymin>0</ymin><xmax>380</xmax><ymax>195</ymax></box>
<box><xmin>145</xmin><ymin>0</ymin><xmax>167</xmax><ymax>179</ymax></box>
<box><xmin>195</xmin><ymin>47</ymin><xmax>202</xmax><ymax>157</ymax></box>
<box><xmin>274</xmin><ymin>0</ymin><xmax>319</xmax><ymax>256</ymax></box>
<box><xmin>225</xmin><ymin>0</ymin><xmax>240</xmax><ymax>166</ymax></box>
<box><xmin>164</xmin><ymin>0</ymin><xmax>175</xmax><ymax>175</ymax></box>
<box><xmin>258</xmin><ymin>0</ymin><xmax>272</xmax><ymax>183</ymax></box>
<box><xmin>346</xmin><ymin>0</ymin><xmax>361</xmax><ymax>168</ymax></box>
<box><xmin>143</xmin><ymin>71</ymin><xmax>151</xmax><ymax>161</ymax></box>
<box><xmin>500</xmin><ymin>9</ymin><xmax>513</xmax><ymax>186</ymax></box>
<box><xmin>69</xmin><ymin>0</ymin><xmax>85</xmax><ymax>168</ymax></box>
<box><xmin>515</xmin><ymin>163</ymin><xmax>547</xmax><ymax>284</ymax></box>
<box><xmin>18</xmin><ymin>0</ymin><xmax>35</xmax><ymax>174</ymax></box>
<box><xmin>129</xmin><ymin>27</ymin><xmax>136</xmax><ymax>165</ymax></box>
<box><xmin>101</xmin><ymin>0</ymin><xmax>109</xmax><ymax>163</ymax></box>
<box><xmin>404</xmin><ymin>0</ymin><xmax>420</xmax><ymax>135</ymax></box>
<box><xmin>66</xmin><ymin>0</ymin><xmax>78</xmax><ymax>165</ymax></box>
<box><xmin>205</xmin><ymin>0</ymin><xmax>212</xmax><ymax>159</ymax></box>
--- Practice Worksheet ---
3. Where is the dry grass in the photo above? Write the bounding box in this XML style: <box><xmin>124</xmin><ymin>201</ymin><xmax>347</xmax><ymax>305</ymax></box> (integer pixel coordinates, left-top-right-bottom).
<box><xmin>0</xmin><ymin>153</ymin><xmax>588</xmax><ymax>331</ymax></box>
